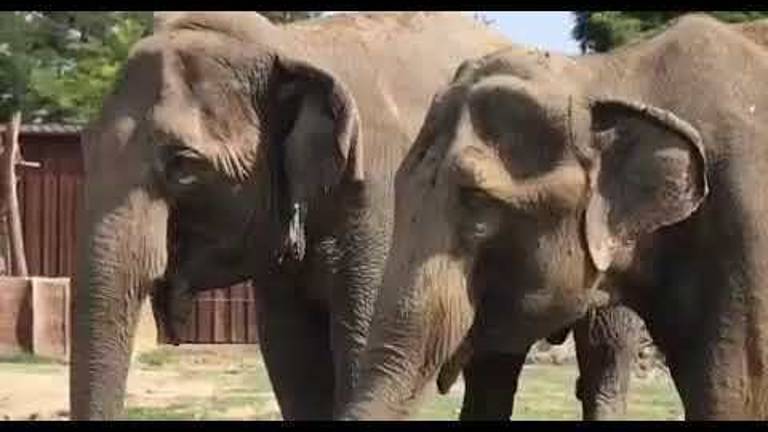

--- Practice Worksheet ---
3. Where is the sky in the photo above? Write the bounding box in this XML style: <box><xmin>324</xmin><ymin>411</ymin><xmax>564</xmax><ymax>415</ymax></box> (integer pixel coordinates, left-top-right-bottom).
<box><xmin>478</xmin><ymin>12</ymin><xmax>579</xmax><ymax>54</ymax></box>
<box><xmin>325</xmin><ymin>11</ymin><xmax>580</xmax><ymax>55</ymax></box>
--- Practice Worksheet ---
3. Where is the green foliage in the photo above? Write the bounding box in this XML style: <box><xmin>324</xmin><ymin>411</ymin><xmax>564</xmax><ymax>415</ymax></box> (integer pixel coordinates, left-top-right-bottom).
<box><xmin>30</xmin><ymin>15</ymin><xmax>147</xmax><ymax>123</ymax></box>
<box><xmin>0</xmin><ymin>352</ymin><xmax>60</xmax><ymax>364</ymax></box>
<box><xmin>573</xmin><ymin>11</ymin><xmax>768</xmax><ymax>53</ymax></box>
<box><xmin>136</xmin><ymin>347</ymin><xmax>180</xmax><ymax>368</ymax></box>
<box><xmin>0</xmin><ymin>12</ymin><xmax>53</xmax><ymax>120</ymax></box>
<box><xmin>0</xmin><ymin>12</ymin><xmax>151</xmax><ymax>123</ymax></box>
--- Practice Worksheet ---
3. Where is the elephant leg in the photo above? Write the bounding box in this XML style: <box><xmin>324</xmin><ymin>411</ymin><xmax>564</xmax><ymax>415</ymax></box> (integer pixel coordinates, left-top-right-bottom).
<box><xmin>573</xmin><ymin>304</ymin><xmax>642</xmax><ymax>420</ymax></box>
<box><xmin>256</xmin><ymin>275</ymin><xmax>335</xmax><ymax>420</ymax></box>
<box><xmin>459</xmin><ymin>350</ymin><xmax>528</xmax><ymax>420</ymax></box>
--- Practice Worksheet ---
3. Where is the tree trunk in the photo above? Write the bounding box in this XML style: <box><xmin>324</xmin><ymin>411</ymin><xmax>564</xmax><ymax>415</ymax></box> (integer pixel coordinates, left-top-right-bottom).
<box><xmin>2</xmin><ymin>111</ymin><xmax>27</xmax><ymax>276</ymax></box>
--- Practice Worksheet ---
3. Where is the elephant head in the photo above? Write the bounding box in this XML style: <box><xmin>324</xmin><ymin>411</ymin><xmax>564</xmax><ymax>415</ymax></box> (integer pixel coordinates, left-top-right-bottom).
<box><xmin>343</xmin><ymin>51</ymin><xmax>708</xmax><ymax>419</ymax></box>
<box><xmin>72</xmin><ymin>12</ymin><xmax>362</xmax><ymax>419</ymax></box>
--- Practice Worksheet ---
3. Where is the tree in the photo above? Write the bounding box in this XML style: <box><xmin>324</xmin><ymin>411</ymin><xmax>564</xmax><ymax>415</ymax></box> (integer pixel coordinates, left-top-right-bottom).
<box><xmin>30</xmin><ymin>15</ymin><xmax>148</xmax><ymax>123</ymax></box>
<box><xmin>572</xmin><ymin>11</ymin><xmax>768</xmax><ymax>53</ymax></box>
<box><xmin>0</xmin><ymin>111</ymin><xmax>31</xmax><ymax>276</ymax></box>
<box><xmin>0</xmin><ymin>12</ymin><xmax>58</xmax><ymax>122</ymax></box>
<box><xmin>260</xmin><ymin>11</ymin><xmax>323</xmax><ymax>24</ymax></box>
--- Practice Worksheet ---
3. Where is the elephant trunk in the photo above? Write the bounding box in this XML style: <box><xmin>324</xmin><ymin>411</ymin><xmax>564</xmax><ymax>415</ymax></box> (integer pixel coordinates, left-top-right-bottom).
<box><xmin>573</xmin><ymin>305</ymin><xmax>640</xmax><ymax>421</ymax></box>
<box><xmin>70</xmin><ymin>188</ymin><xmax>168</xmax><ymax>420</ymax></box>
<box><xmin>329</xmin><ymin>179</ymin><xmax>393</xmax><ymax>413</ymax></box>
<box><xmin>342</xmin><ymin>253</ymin><xmax>475</xmax><ymax>419</ymax></box>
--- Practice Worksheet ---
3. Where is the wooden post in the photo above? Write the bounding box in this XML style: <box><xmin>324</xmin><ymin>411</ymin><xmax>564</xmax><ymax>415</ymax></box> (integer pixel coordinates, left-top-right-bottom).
<box><xmin>2</xmin><ymin>112</ymin><xmax>28</xmax><ymax>277</ymax></box>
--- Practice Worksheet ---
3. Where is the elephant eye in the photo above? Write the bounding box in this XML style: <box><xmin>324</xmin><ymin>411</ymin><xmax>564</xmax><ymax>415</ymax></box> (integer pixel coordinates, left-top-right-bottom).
<box><xmin>160</xmin><ymin>145</ymin><xmax>213</xmax><ymax>190</ymax></box>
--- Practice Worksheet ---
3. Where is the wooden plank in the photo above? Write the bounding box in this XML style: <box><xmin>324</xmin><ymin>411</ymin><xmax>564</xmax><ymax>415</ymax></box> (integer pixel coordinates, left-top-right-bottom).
<box><xmin>57</xmin><ymin>158</ymin><xmax>76</xmax><ymax>278</ymax></box>
<box><xmin>22</xmin><ymin>168</ymin><xmax>43</xmax><ymax>276</ymax></box>
<box><xmin>212</xmin><ymin>287</ymin><xmax>228</xmax><ymax>343</ymax></box>
<box><xmin>72</xmin><ymin>175</ymin><xmax>83</xmax><ymax>280</ymax></box>
<box><xmin>246</xmin><ymin>282</ymin><xmax>259</xmax><ymax>343</ymax></box>
<box><xmin>56</xmin><ymin>169</ymin><xmax>68</xmax><ymax>277</ymax></box>
<box><xmin>19</xmin><ymin>141</ymin><xmax>42</xmax><ymax>276</ymax></box>
<box><xmin>59</xmin><ymin>168</ymin><xmax>76</xmax><ymax>278</ymax></box>
<box><xmin>182</xmin><ymin>294</ymin><xmax>198</xmax><ymax>343</ymax></box>
<box><xmin>229</xmin><ymin>283</ymin><xmax>245</xmax><ymax>343</ymax></box>
<box><xmin>42</xmin><ymin>155</ymin><xmax>59</xmax><ymax>276</ymax></box>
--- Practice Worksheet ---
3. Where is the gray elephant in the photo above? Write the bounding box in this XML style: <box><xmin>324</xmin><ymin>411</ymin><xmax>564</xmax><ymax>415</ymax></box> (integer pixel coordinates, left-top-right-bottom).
<box><xmin>344</xmin><ymin>13</ymin><xmax>768</xmax><ymax>420</ymax></box>
<box><xmin>71</xmin><ymin>11</ymin><xmax>512</xmax><ymax>420</ymax></box>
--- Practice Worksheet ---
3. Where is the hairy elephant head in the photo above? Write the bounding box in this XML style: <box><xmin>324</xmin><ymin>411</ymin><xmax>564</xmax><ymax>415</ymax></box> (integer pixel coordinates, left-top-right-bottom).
<box><xmin>72</xmin><ymin>12</ymin><xmax>362</xmax><ymax>419</ymax></box>
<box><xmin>344</xmin><ymin>50</ymin><xmax>708</xmax><ymax>419</ymax></box>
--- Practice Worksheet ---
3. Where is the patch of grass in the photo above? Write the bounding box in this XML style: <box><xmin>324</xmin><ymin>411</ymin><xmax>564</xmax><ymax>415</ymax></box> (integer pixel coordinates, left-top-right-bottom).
<box><xmin>123</xmin><ymin>403</ymin><xmax>201</xmax><ymax>420</ymax></box>
<box><xmin>136</xmin><ymin>347</ymin><xmax>180</xmax><ymax>369</ymax></box>
<box><xmin>207</xmin><ymin>394</ymin><xmax>273</xmax><ymax>411</ymax></box>
<box><xmin>118</xmin><ymin>350</ymin><xmax>684</xmax><ymax>420</ymax></box>
<box><xmin>415</xmin><ymin>392</ymin><xmax>462</xmax><ymax>420</ymax></box>
<box><xmin>125</xmin><ymin>394</ymin><xmax>279</xmax><ymax>420</ymax></box>
<box><xmin>414</xmin><ymin>364</ymin><xmax>683</xmax><ymax>420</ymax></box>
<box><xmin>511</xmin><ymin>364</ymin><xmax>581</xmax><ymax>420</ymax></box>
<box><xmin>0</xmin><ymin>352</ymin><xmax>61</xmax><ymax>365</ymax></box>
<box><xmin>233</xmin><ymin>368</ymin><xmax>277</xmax><ymax>394</ymax></box>
<box><xmin>626</xmin><ymin>372</ymin><xmax>682</xmax><ymax>420</ymax></box>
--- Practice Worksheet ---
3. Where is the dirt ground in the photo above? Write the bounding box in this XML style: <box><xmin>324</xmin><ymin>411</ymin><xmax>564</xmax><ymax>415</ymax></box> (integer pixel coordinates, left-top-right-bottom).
<box><xmin>0</xmin><ymin>344</ymin><xmax>682</xmax><ymax>421</ymax></box>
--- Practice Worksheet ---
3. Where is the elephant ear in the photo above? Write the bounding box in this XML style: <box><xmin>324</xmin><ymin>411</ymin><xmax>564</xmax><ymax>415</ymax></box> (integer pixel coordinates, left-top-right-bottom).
<box><xmin>271</xmin><ymin>56</ymin><xmax>363</xmax><ymax>262</ymax></box>
<box><xmin>585</xmin><ymin>98</ymin><xmax>708</xmax><ymax>271</ymax></box>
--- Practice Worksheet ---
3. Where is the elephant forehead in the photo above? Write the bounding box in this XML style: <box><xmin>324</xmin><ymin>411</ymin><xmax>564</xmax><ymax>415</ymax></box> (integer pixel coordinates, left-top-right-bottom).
<box><xmin>151</xmin><ymin>101</ymin><xmax>206</xmax><ymax>145</ymax></box>
<box><xmin>148</xmin><ymin>85</ymin><xmax>261</xmax><ymax>174</ymax></box>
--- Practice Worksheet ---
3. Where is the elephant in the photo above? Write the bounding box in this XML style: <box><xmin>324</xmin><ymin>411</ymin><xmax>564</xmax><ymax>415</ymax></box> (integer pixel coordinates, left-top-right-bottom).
<box><xmin>71</xmin><ymin>11</ymin><xmax>513</xmax><ymax>420</ymax></box>
<box><xmin>343</xmin><ymin>13</ymin><xmax>768</xmax><ymax>420</ymax></box>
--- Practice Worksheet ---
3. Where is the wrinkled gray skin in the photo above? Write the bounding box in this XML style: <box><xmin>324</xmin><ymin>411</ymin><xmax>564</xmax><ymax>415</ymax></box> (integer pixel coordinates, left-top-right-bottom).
<box><xmin>71</xmin><ymin>12</ymin><xmax>513</xmax><ymax>420</ymax></box>
<box><xmin>344</xmin><ymin>14</ymin><xmax>768</xmax><ymax>420</ymax></box>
